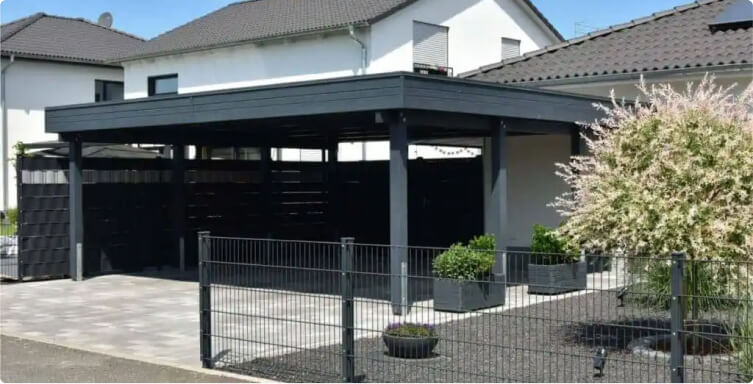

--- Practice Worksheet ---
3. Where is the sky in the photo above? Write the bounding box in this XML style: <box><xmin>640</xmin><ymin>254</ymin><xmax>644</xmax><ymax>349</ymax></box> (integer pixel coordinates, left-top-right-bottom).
<box><xmin>1</xmin><ymin>0</ymin><xmax>694</xmax><ymax>40</ymax></box>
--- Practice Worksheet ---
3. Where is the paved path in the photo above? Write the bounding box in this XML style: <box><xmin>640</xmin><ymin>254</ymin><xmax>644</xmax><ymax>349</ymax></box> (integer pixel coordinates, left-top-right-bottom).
<box><xmin>0</xmin><ymin>335</ymin><xmax>249</xmax><ymax>383</ymax></box>
<box><xmin>0</xmin><ymin>264</ymin><xmax>625</xmax><ymax>372</ymax></box>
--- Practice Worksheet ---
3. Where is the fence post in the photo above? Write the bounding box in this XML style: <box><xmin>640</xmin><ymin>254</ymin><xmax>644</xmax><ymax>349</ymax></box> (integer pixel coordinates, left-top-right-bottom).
<box><xmin>340</xmin><ymin>237</ymin><xmax>355</xmax><ymax>383</ymax></box>
<box><xmin>670</xmin><ymin>252</ymin><xmax>685</xmax><ymax>383</ymax></box>
<box><xmin>198</xmin><ymin>231</ymin><xmax>213</xmax><ymax>369</ymax></box>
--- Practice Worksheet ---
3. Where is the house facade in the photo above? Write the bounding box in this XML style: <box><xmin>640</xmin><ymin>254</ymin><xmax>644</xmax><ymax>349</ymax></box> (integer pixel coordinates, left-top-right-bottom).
<box><xmin>117</xmin><ymin>0</ymin><xmax>562</xmax><ymax>98</ymax></box>
<box><xmin>0</xmin><ymin>13</ymin><xmax>144</xmax><ymax>210</ymax></box>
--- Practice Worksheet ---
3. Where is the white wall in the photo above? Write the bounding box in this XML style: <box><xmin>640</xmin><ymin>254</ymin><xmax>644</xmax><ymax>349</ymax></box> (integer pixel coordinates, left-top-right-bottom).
<box><xmin>506</xmin><ymin>134</ymin><xmax>570</xmax><ymax>247</ymax></box>
<box><xmin>123</xmin><ymin>33</ymin><xmax>365</xmax><ymax>98</ymax></box>
<box><xmin>0</xmin><ymin>58</ymin><xmax>123</xmax><ymax>209</ymax></box>
<box><xmin>121</xmin><ymin>0</ymin><xmax>558</xmax><ymax>99</ymax></box>
<box><xmin>370</xmin><ymin>0</ymin><xmax>557</xmax><ymax>75</ymax></box>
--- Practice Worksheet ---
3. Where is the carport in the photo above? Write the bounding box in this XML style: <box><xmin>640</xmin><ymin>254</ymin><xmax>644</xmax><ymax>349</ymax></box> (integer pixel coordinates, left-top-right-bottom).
<box><xmin>44</xmin><ymin>72</ymin><xmax>602</xmax><ymax>314</ymax></box>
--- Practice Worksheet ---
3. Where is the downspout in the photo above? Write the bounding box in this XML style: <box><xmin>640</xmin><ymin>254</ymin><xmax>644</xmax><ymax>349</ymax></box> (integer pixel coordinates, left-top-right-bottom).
<box><xmin>347</xmin><ymin>25</ymin><xmax>367</xmax><ymax>75</ymax></box>
<box><xmin>1</xmin><ymin>55</ymin><xmax>16</xmax><ymax>211</ymax></box>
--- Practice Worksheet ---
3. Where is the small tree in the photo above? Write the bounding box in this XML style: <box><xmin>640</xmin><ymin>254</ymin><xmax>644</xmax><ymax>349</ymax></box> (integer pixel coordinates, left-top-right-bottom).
<box><xmin>552</xmin><ymin>76</ymin><xmax>753</xmax><ymax>316</ymax></box>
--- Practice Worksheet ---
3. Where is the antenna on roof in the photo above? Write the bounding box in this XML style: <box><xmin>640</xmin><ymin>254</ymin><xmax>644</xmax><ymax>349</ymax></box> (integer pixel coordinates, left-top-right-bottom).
<box><xmin>97</xmin><ymin>12</ymin><xmax>113</xmax><ymax>28</ymax></box>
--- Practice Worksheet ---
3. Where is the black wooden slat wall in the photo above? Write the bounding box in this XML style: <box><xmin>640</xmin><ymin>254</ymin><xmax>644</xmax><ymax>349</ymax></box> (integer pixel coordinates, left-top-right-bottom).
<box><xmin>17</xmin><ymin>156</ymin><xmax>482</xmax><ymax>279</ymax></box>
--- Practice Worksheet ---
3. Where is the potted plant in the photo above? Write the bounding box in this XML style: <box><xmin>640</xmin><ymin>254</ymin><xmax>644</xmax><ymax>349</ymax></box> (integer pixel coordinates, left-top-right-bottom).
<box><xmin>433</xmin><ymin>235</ymin><xmax>505</xmax><ymax>312</ymax></box>
<box><xmin>527</xmin><ymin>225</ymin><xmax>586</xmax><ymax>295</ymax></box>
<box><xmin>382</xmin><ymin>322</ymin><xmax>439</xmax><ymax>359</ymax></box>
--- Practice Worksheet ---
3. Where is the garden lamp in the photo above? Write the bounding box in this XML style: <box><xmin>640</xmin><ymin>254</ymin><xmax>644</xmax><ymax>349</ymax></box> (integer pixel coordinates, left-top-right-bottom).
<box><xmin>593</xmin><ymin>347</ymin><xmax>608</xmax><ymax>377</ymax></box>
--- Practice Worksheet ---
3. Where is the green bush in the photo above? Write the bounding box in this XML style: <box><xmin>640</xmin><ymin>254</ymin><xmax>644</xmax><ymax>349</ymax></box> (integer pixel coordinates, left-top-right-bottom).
<box><xmin>468</xmin><ymin>234</ymin><xmax>495</xmax><ymax>251</ymax></box>
<box><xmin>731</xmin><ymin>303</ymin><xmax>753</xmax><ymax>381</ymax></box>
<box><xmin>6</xmin><ymin>207</ymin><xmax>18</xmax><ymax>226</ymax></box>
<box><xmin>628</xmin><ymin>260</ymin><xmax>738</xmax><ymax>314</ymax></box>
<box><xmin>530</xmin><ymin>224</ymin><xmax>580</xmax><ymax>265</ymax></box>
<box><xmin>433</xmin><ymin>240</ymin><xmax>496</xmax><ymax>281</ymax></box>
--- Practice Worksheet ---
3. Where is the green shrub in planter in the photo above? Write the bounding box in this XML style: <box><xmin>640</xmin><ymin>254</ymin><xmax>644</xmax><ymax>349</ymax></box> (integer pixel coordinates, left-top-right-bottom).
<box><xmin>432</xmin><ymin>235</ymin><xmax>504</xmax><ymax>312</ymax></box>
<box><xmin>433</xmin><ymin>243</ymin><xmax>495</xmax><ymax>280</ymax></box>
<box><xmin>530</xmin><ymin>224</ymin><xmax>580</xmax><ymax>265</ymax></box>
<box><xmin>528</xmin><ymin>225</ymin><xmax>586</xmax><ymax>295</ymax></box>
<box><xmin>468</xmin><ymin>234</ymin><xmax>495</xmax><ymax>252</ymax></box>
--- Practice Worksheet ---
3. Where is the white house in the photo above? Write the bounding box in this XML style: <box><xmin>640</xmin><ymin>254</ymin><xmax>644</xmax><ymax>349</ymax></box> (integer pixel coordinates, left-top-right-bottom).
<box><xmin>0</xmin><ymin>13</ymin><xmax>144</xmax><ymax>210</ymax></box>
<box><xmin>111</xmin><ymin>0</ymin><xmax>563</xmax><ymax>165</ymax></box>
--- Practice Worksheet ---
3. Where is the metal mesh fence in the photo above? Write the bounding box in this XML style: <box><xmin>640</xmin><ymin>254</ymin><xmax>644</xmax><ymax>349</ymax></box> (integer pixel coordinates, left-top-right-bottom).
<box><xmin>199</xmin><ymin>234</ymin><xmax>753</xmax><ymax>383</ymax></box>
<box><xmin>0</xmin><ymin>222</ymin><xmax>19</xmax><ymax>280</ymax></box>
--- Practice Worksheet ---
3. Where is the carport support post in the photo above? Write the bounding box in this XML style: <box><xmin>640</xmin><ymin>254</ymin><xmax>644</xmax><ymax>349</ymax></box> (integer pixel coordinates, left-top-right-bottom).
<box><xmin>389</xmin><ymin>112</ymin><xmax>408</xmax><ymax>316</ymax></box>
<box><xmin>172</xmin><ymin>144</ymin><xmax>186</xmax><ymax>271</ymax></box>
<box><xmin>488</xmin><ymin>120</ymin><xmax>509</xmax><ymax>277</ymax></box>
<box><xmin>327</xmin><ymin>135</ymin><xmax>340</xmax><ymax>239</ymax></box>
<box><xmin>68</xmin><ymin>137</ymin><xmax>83</xmax><ymax>281</ymax></box>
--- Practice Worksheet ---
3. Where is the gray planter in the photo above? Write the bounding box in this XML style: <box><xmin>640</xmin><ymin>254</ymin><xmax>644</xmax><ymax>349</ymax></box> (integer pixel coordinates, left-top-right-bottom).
<box><xmin>382</xmin><ymin>334</ymin><xmax>439</xmax><ymax>359</ymax></box>
<box><xmin>433</xmin><ymin>273</ymin><xmax>505</xmax><ymax>312</ymax></box>
<box><xmin>528</xmin><ymin>261</ymin><xmax>586</xmax><ymax>295</ymax></box>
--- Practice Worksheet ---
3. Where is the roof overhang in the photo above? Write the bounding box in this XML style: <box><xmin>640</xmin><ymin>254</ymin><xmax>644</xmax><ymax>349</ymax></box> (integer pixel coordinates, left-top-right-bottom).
<box><xmin>46</xmin><ymin>72</ymin><xmax>606</xmax><ymax>145</ymax></box>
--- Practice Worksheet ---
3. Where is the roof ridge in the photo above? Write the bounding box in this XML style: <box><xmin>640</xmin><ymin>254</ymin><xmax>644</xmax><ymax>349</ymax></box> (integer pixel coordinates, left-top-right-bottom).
<box><xmin>40</xmin><ymin>13</ymin><xmax>146</xmax><ymax>41</ymax></box>
<box><xmin>1</xmin><ymin>12</ymin><xmax>45</xmax><ymax>42</ymax></box>
<box><xmin>460</xmin><ymin>0</ymin><xmax>722</xmax><ymax>78</ymax></box>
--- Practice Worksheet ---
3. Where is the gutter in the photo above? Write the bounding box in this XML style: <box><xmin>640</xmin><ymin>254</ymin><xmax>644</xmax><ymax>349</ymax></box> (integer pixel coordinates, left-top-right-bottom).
<box><xmin>500</xmin><ymin>63</ymin><xmax>753</xmax><ymax>89</ymax></box>
<box><xmin>348</xmin><ymin>25</ymin><xmax>368</xmax><ymax>75</ymax></box>
<box><xmin>1</xmin><ymin>54</ymin><xmax>16</xmax><ymax>210</ymax></box>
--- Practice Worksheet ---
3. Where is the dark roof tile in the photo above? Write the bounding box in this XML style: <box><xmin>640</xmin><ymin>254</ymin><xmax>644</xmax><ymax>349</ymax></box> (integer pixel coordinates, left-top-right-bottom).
<box><xmin>463</xmin><ymin>0</ymin><xmax>753</xmax><ymax>84</ymax></box>
<box><xmin>1</xmin><ymin>13</ymin><xmax>144</xmax><ymax>65</ymax></box>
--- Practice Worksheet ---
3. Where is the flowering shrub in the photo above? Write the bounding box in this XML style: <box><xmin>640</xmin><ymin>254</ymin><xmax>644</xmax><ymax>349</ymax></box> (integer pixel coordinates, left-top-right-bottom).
<box><xmin>384</xmin><ymin>323</ymin><xmax>437</xmax><ymax>338</ymax></box>
<box><xmin>552</xmin><ymin>76</ymin><xmax>753</xmax><ymax>271</ymax></box>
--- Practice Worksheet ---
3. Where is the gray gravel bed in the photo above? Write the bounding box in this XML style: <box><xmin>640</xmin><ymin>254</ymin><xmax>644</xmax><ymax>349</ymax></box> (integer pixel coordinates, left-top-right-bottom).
<box><xmin>224</xmin><ymin>291</ymin><xmax>746</xmax><ymax>382</ymax></box>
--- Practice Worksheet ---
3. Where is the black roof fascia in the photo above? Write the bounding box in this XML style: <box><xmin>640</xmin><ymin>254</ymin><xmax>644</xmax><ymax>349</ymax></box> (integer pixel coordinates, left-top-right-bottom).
<box><xmin>46</xmin><ymin>72</ymin><xmax>606</xmax><ymax>134</ymax></box>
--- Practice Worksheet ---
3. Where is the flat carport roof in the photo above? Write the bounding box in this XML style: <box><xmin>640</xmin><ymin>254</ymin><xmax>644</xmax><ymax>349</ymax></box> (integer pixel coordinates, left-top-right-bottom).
<box><xmin>45</xmin><ymin>72</ymin><xmax>605</xmax><ymax>145</ymax></box>
<box><xmin>44</xmin><ymin>72</ymin><xmax>606</xmax><ymax>315</ymax></box>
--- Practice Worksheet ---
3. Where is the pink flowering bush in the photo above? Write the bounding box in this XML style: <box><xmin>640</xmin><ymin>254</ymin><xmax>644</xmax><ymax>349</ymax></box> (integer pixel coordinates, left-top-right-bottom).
<box><xmin>552</xmin><ymin>76</ymin><xmax>753</xmax><ymax>285</ymax></box>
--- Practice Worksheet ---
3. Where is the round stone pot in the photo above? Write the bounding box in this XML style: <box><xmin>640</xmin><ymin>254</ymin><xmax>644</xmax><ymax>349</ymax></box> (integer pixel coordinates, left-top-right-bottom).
<box><xmin>382</xmin><ymin>334</ymin><xmax>439</xmax><ymax>359</ymax></box>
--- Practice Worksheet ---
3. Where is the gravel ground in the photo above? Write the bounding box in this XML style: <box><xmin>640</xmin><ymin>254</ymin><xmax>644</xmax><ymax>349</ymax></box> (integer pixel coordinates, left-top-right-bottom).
<box><xmin>223</xmin><ymin>291</ymin><xmax>747</xmax><ymax>383</ymax></box>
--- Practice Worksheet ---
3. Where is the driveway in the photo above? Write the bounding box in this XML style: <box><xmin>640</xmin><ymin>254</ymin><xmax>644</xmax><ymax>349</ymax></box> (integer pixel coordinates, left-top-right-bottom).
<box><xmin>1</xmin><ymin>273</ymin><xmax>201</xmax><ymax>368</ymax></box>
<box><xmin>0</xmin><ymin>266</ymin><xmax>625</xmax><ymax>372</ymax></box>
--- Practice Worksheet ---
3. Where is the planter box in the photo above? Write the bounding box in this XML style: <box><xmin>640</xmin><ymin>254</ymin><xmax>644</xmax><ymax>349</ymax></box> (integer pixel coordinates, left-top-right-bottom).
<box><xmin>586</xmin><ymin>255</ymin><xmax>611</xmax><ymax>273</ymax></box>
<box><xmin>528</xmin><ymin>261</ymin><xmax>586</xmax><ymax>295</ymax></box>
<box><xmin>433</xmin><ymin>273</ymin><xmax>505</xmax><ymax>312</ymax></box>
<box><xmin>382</xmin><ymin>334</ymin><xmax>439</xmax><ymax>359</ymax></box>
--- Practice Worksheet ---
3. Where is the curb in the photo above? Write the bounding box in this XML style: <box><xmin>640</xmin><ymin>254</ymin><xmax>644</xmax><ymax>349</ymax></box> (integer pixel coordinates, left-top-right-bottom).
<box><xmin>0</xmin><ymin>331</ymin><xmax>278</xmax><ymax>383</ymax></box>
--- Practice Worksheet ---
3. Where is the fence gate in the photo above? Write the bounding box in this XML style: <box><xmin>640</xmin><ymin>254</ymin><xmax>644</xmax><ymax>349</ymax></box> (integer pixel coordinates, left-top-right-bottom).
<box><xmin>199</xmin><ymin>233</ymin><xmax>753</xmax><ymax>383</ymax></box>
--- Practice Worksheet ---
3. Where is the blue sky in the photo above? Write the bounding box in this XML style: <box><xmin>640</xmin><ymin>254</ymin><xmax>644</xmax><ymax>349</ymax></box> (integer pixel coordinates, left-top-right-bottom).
<box><xmin>1</xmin><ymin>0</ymin><xmax>693</xmax><ymax>40</ymax></box>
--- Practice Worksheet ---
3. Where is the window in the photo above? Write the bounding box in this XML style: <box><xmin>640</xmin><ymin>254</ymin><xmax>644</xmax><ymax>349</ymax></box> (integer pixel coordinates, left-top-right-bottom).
<box><xmin>148</xmin><ymin>74</ymin><xmax>178</xmax><ymax>96</ymax></box>
<box><xmin>413</xmin><ymin>21</ymin><xmax>450</xmax><ymax>75</ymax></box>
<box><xmin>95</xmin><ymin>80</ymin><xmax>124</xmax><ymax>102</ymax></box>
<box><xmin>501</xmin><ymin>38</ymin><xmax>521</xmax><ymax>60</ymax></box>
